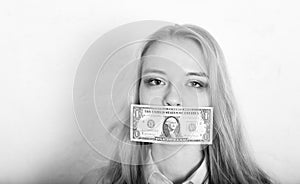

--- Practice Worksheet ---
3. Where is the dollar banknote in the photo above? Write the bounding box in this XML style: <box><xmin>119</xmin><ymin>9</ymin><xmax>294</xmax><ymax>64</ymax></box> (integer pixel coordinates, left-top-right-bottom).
<box><xmin>130</xmin><ymin>104</ymin><xmax>213</xmax><ymax>144</ymax></box>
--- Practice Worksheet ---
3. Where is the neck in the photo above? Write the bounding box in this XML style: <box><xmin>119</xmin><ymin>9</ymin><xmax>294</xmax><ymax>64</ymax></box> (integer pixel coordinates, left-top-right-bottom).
<box><xmin>151</xmin><ymin>144</ymin><xmax>204</xmax><ymax>183</ymax></box>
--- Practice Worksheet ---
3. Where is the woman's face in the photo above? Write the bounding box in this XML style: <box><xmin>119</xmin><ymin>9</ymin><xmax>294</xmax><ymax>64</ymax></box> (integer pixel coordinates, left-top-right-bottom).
<box><xmin>139</xmin><ymin>38</ymin><xmax>210</xmax><ymax>107</ymax></box>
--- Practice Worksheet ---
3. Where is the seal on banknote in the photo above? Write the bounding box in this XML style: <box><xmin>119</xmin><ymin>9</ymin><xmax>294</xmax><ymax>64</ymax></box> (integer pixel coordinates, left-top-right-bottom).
<box><xmin>147</xmin><ymin>119</ymin><xmax>155</xmax><ymax>128</ymax></box>
<box><xmin>188</xmin><ymin>123</ymin><xmax>197</xmax><ymax>132</ymax></box>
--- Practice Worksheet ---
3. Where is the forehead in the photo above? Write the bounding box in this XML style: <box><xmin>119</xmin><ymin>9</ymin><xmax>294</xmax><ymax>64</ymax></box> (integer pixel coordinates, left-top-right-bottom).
<box><xmin>141</xmin><ymin>38</ymin><xmax>207</xmax><ymax>74</ymax></box>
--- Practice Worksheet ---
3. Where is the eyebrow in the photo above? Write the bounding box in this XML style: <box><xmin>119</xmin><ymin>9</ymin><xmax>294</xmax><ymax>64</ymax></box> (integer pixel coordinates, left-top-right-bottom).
<box><xmin>143</xmin><ymin>69</ymin><xmax>167</xmax><ymax>75</ymax></box>
<box><xmin>186</xmin><ymin>72</ymin><xmax>209</xmax><ymax>78</ymax></box>
<box><xmin>142</xmin><ymin>69</ymin><xmax>209</xmax><ymax>78</ymax></box>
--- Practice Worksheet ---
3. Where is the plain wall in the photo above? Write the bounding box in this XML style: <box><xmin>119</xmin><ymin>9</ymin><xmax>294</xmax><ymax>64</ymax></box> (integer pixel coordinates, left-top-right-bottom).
<box><xmin>1</xmin><ymin>0</ymin><xmax>300</xmax><ymax>183</ymax></box>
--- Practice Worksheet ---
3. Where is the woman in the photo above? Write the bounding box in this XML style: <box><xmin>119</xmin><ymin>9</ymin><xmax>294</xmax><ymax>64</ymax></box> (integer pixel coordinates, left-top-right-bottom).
<box><xmin>81</xmin><ymin>24</ymin><xmax>273</xmax><ymax>184</ymax></box>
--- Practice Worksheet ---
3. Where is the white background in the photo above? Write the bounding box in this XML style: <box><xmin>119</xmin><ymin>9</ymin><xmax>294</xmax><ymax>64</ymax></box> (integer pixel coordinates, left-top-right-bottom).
<box><xmin>1</xmin><ymin>0</ymin><xmax>300</xmax><ymax>183</ymax></box>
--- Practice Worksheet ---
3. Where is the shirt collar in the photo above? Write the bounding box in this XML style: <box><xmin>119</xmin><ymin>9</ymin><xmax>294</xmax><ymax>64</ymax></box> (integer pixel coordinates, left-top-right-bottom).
<box><xmin>143</xmin><ymin>149</ymin><xmax>208</xmax><ymax>184</ymax></box>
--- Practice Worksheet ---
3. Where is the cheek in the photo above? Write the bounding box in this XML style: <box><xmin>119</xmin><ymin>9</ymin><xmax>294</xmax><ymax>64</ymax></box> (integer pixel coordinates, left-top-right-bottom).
<box><xmin>138</xmin><ymin>83</ymin><xmax>164</xmax><ymax>105</ymax></box>
<box><xmin>198</xmin><ymin>92</ymin><xmax>210</xmax><ymax>106</ymax></box>
<box><xmin>182</xmin><ymin>90</ymin><xmax>211</xmax><ymax>107</ymax></box>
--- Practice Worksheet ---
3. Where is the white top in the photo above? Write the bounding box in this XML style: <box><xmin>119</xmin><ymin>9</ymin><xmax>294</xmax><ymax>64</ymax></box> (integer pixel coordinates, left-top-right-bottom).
<box><xmin>143</xmin><ymin>149</ymin><xmax>209</xmax><ymax>184</ymax></box>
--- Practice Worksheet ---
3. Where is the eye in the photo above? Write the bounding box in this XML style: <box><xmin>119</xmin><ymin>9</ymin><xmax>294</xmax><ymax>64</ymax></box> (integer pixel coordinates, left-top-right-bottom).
<box><xmin>144</xmin><ymin>78</ymin><xmax>166</xmax><ymax>86</ymax></box>
<box><xmin>187</xmin><ymin>80</ymin><xmax>207</xmax><ymax>89</ymax></box>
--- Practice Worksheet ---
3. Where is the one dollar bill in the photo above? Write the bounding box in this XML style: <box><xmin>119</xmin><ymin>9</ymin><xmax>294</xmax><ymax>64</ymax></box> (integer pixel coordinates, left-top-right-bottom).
<box><xmin>130</xmin><ymin>104</ymin><xmax>213</xmax><ymax>144</ymax></box>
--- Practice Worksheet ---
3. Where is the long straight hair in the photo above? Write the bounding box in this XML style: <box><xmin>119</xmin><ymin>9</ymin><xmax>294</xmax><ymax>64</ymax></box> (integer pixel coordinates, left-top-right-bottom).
<box><xmin>100</xmin><ymin>24</ymin><xmax>273</xmax><ymax>184</ymax></box>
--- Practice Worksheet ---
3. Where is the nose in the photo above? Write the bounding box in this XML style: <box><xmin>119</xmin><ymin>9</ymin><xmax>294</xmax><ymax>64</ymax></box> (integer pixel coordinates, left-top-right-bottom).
<box><xmin>163</xmin><ymin>84</ymin><xmax>182</xmax><ymax>106</ymax></box>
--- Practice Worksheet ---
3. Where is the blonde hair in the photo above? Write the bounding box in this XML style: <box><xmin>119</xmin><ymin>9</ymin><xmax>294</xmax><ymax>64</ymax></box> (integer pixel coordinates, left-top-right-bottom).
<box><xmin>99</xmin><ymin>24</ymin><xmax>273</xmax><ymax>184</ymax></box>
